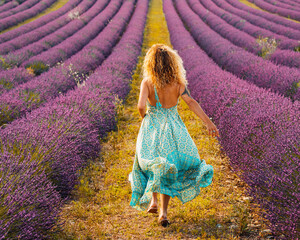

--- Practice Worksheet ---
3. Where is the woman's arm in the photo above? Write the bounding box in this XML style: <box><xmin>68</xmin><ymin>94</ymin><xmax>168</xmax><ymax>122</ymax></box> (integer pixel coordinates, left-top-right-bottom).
<box><xmin>179</xmin><ymin>83</ymin><xmax>220</xmax><ymax>138</ymax></box>
<box><xmin>137</xmin><ymin>79</ymin><xmax>149</xmax><ymax>119</ymax></box>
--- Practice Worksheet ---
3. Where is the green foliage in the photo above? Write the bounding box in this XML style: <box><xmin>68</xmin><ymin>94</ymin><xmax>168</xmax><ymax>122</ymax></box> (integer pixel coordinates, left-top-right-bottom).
<box><xmin>25</xmin><ymin>61</ymin><xmax>49</xmax><ymax>75</ymax></box>
<box><xmin>19</xmin><ymin>89</ymin><xmax>41</xmax><ymax>107</ymax></box>
<box><xmin>0</xmin><ymin>56</ymin><xmax>12</xmax><ymax>70</ymax></box>
<box><xmin>0</xmin><ymin>78</ymin><xmax>13</xmax><ymax>90</ymax></box>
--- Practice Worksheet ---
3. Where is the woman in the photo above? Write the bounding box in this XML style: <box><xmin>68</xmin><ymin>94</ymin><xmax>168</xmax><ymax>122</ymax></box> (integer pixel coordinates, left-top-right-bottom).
<box><xmin>128</xmin><ymin>43</ymin><xmax>219</xmax><ymax>227</ymax></box>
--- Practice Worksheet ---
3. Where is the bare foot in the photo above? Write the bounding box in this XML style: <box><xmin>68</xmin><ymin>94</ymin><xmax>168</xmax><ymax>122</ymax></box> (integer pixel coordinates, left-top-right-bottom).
<box><xmin>147</xmin><ymin>200</ymin><xmax>158</xmax><ymax>213</ymax></box>
<box><xmin>158</xmin><ymin>209</ymin><xmax>167</xmax><ymax>220</ymax></box>
<box><xmin>150</xmin><ymin>203</ymin><xmax>158</xmax><ymax>208</ymax></box>
<box><xmin>149</xmin><ymin>199</ymin><xmax>158</xmax><ymax>208</ymax></box>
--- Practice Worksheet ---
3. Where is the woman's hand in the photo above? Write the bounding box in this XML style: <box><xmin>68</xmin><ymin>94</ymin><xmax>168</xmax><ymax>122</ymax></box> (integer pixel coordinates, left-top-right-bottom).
<box><xmin>204</xmin><ymin>120</ymin><xmax>220</xmax><ymax>138</ymax></box>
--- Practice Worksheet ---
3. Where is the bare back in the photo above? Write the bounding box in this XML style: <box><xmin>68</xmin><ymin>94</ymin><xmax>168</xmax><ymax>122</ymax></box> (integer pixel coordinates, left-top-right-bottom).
<box><xmin>146</xmin><ymin>81</ymin><xmax>180</xmax><ymax>108</ymax></box>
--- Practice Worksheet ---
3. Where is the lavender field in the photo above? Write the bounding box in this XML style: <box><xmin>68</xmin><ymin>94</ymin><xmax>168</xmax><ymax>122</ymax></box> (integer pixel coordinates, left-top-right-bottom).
<box><xmin>0</xmin><ymin>0</ymin><xmax>299</xmax><ymax>239</ymax></box>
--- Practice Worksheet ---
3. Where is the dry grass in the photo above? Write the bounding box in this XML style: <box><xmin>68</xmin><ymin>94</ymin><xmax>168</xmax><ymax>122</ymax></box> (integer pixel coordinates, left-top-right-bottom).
<box><xmin>238</xmin><ymin>0</ymin><xmax>300</xmax><ymax>23</ymax></box>
<box><xmin>52</xmin><ymin>0</ymin><xmax>273</xmax><ymax>239</ymax></box>
<box><xmin>0</xmin><ymin>0</ymin><xmax>69</xmax><ymax>34</ymax></box>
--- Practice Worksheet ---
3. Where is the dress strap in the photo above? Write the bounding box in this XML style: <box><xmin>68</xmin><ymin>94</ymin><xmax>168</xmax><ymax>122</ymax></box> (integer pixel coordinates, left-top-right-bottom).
<box><xmin>154</xmin><ymin>85</ymin><xmax>162</xmax><ymax>108</ymax></box>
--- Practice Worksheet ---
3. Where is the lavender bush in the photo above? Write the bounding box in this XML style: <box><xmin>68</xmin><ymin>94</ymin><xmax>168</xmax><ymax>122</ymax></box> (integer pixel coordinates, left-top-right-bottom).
<box><xmin>164</xmin><ymin>0</ymin><xmax>299</xmax><ymax>238</ymax></box>
<box><xmin>63</xmin><ymin>0</ymin><xmax>137</xmax><ymax>76</ymax></box>
<box><xmin>198</xmin><ymin>0</ymin><xmax>300</xmax><ymax>49</ymax></box>
<box><xmin>21</xmin><ymin>0</ymin><xmax>123</xmax><ymax>68</ymax></box>
<box><xmin>1</xmin><ymin>0</ymin><xmax>32</xmax><ymax>4</ymax></box>
<box><xmin>263</xmin><ymin>0</ymin><xmax>300</xmax><ymax>11</ymax></box>
<box><xmin>0</xmin><ymin>0</ymin><xmax>109</xmax><ymax>68</ymax></box>
<box><xmin>214</xmin><ymin>0</ymin><xmax>300</xmax><ymax>40</ymax></box>
<box><xmin>269</xmin><ymin>49</ymin><xmax>300</xmax><ymax>68</ymax></box>
<box><xmin>0</xmin><ymin>0</ymin><xmax>82</xmax><ymax>44</ymax></box>
<box><xmin>0</xmin><ymin>0</ymin><xmax>114</xmax><ymax>92</ymax></box>
<box><xmin>225</xmin><ymin>0</ymin><xmax>300</xmax><ymax>31</ymax></box>
<box><xmin>0</xmin><ymin>66</ymin><xmax>75</xmax><ymax>125</ymax></box>
<box><xmin>0</xmin><ymin>0</ymin><xmax>148</xmax><ymax>238</ymax></box>
<box><xmin>0</xmin><ymin>0</ymin><xmax>40</xmax><ymax>19</ymax></box>
<box><xmin>0</xmin><ymin>66</ymin><xmax>33</xmax><ymax>95</ymax></box>
<box><xmin>0</xmin><ymin>96</ymin><xmax>103</xmax><ymax>196</ymax></box>
<box><xmin>0</xmin><ymin>0</ymin><xmax>135</xmax><ymax>126</ymax></box>
<box><xmin>0</xmin><ymin>0</ymin><xmax>57</xmax><ymax>31</ymax></box>
<box><xmin>275</xmin><ymin>0</ymin><xmax>300</xmax><ymax>8</ymax></box>
<box><xmin>188</xmin><ymin>0</ymin><xmax>262</xmax><ymax>54</ymax></box>
<box><xmin>86</xmin><ymin>0</ymin><xmax>147</xmax><ymax>100</ymax></box>
<box><xmin>175</xmin><ymin>0</ymin><xmax>300</xmax><ymax>100</ymax></box>
<box><xmin>187</xmin><ymin>0</ymin><xmax>300</xmax><ymax>69</ymax></box>
<box><xmin>0</xmin><ymin>0</ymin><xmax>91</xmax><ymax>55</ymax></box>
<box><xmin>0</xmin><ymin>0</ymin><xmax>18</xmax><ymax>14</ymax></box>
<box><xmin>247</xmin><ymin>0</ymin><xmax>300</xmax><ymax>21</ymax></box>
<box><xmin>0</xmin><ymin>149</ymin><xmax>63</xmax><ymax>240</ymax></box>
<box><xmin>218</xmin><ymin>93</ymin><xmax>300</xmax><ymax>238</ymax></box>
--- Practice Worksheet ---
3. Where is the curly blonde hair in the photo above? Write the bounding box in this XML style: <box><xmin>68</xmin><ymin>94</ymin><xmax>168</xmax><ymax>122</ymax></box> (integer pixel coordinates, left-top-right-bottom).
<box><xmin>142</xmin><ymin>43</ymin><xmax>187</xmax><ymax>89</ymax></box>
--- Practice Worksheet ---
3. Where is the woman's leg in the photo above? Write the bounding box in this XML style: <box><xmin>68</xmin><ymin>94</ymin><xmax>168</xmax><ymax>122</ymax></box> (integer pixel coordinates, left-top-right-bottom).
<box><xmin>159</xmin><ymin>194</ymin><xmax>170</xmax><ymax>218</ymax></box>
<box><xmin>150</xmin><ymin>192</ymin><xmax>158</xmax><ymax>207</ymax></box>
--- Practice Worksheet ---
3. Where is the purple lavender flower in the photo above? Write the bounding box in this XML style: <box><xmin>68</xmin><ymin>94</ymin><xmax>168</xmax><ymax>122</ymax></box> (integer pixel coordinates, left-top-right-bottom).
<box><xmin>0</xmin><ymin>0</ymin><xmax>148</xmax><ymax>238</ymax></box>
<box><xmin>163</xmin><ymin>0</ymin><xmax>299</xmax><ymax>238</ymax></box>
<box><xmin>225</xmin><ymin>0</ymin><xmax>300</xmax><ymax>31</ymax></box>
<box><xmin>0</xmin><ymin>0</ymin><xmax>82</xmax><ymax>44</ymax></box>
<box><xmin>174</xmin><ymin>0</ymin><xmax>300</xmax><ymax>100</ymax></box>
<box><xmin>0</xmin><ymin>0</ymin><xmax>57</xmax><ymax>31</ymax></box>
<box><xmin>0</xmin><ymin>0</ymin><xmax>90</xmax><ymax>55</ymax></box>
<box><xmin>247</xmin><ymin>0</ymin><xmax>300</xmax><ymax>21</ymax></box>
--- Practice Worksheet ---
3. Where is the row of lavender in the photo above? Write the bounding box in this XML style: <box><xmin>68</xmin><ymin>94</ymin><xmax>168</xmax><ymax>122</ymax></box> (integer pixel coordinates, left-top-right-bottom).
<box><xmin>0</xmin><ymin>0</ymin><xmax>89</xmax><ymax>55</ymax></box>
<box><xmin>0</xmin><ymin>0</ymin><xmax>109</xmax><ymax>94</ymax></box>
<box><xmin>0</xmin><ymin>0</ymin><xmax>148</xmax><ymax>238</ymax></box>
<box><xmin>0</xmin><ymin>1</ymin><xmax>25</xmax><ymax>14</ymax></box>
<box><xmin>0</xmin><ymin>0</ymin><xmax>57</xmax><ymax>31</ymax></box>
<box><xmin>0</xmin><ymin>1</ymin><xmax>18</xmax><ymax>15</ymax></box>
<box><xmin>210</xmin><ymin>0</ymin><xmax>300</xmax><ymax>68</ymax></box>
<box><xmin>22</xmin><ymin>0</ymin><xmax>122</xmax><ymax>68</ymax></box>
<box><xmin>176</xmin><ymin>0</ymin><xmax>299</xmax><ymax>102</ymax></box>
<box><xmin>225</xmin><ymin>0</ymin><xmax>300</xmax><ymax>31</ymax></box>
<box><xmin>263</xmin><ymin>0</ymin><xmax>300</xmax><ymax>11</ymax></box>
<box><xmin>2</xmin><ymin>0</ymin><xmax>298</xmax><ymax>95</ymax></box>
<box><xmin>0</xmin><ymin>0</ymin><xmax>106</xmax><ymax>63</ymax></box>
<box><xmin>0</xmin><ymin>0</ymin><xmax>41</xmax><ymax>19</ymax></box>
<box><xmin>205</xmin><ymin>0</ymin><xmax>300</xmax><ymax>41</ymax></box>
<box><xmin>0</xmin><ymin>0</ymin><xmax>81</xmax><ymax>43</ymax></box>
<box><xmin>164</xmin><ymin>0</ymin><xmax>299</xmax><ymax>238</ymax></box>
<box><xmin>0</xmin><ymin>0</ymin><xmax>128</xmax><ymax>125</ymax></box>
<box><xmin>215</xmin><ymin>0</ymin><xmax>300</xmax><ymax>40</ymax></box>
<box><xmin>191</xmin><ymin>0</ymin><xmax>300</xmax><ymax>69</ymax></box>
<box><xmin>276</xmin><ymin>0</ymin><xmax>300</xmax><ymax>8</ymax></box>
<box><xmin>248</xmin><ymin>0</ymin><xmax>300</xmax><ymax>21</ymax></box>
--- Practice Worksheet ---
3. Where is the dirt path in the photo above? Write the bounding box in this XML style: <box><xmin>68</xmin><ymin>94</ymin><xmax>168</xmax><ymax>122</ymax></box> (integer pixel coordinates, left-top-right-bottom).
<box><xmin>53</xmin><ymin>0</ymin><xmax>272</xmax><ymax>239</ymax></box>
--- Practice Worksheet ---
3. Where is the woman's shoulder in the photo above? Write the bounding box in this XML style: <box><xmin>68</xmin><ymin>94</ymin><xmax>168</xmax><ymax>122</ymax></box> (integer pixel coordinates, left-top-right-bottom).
<box><xmin>141</xmin><ymin>78</ymin><xmax>149</xmax><ymax>87</ymax></box>
<box><xmin>142</xmin><ymin>78</ymin><xmax>152</xmax><ymax>92</ymax></box>
<box><xmin>143</xmin><ymin>77</ymin><xmax>152</xmax><ymax>86</ymax></box>
<box><xmin>143</xmin><ymin>78</ymin><xmax>156</xmax><ymax>91</ymax></box>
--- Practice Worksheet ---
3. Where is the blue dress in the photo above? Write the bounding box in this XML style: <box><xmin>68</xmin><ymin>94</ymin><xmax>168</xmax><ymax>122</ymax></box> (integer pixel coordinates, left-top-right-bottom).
<box><xmin>128</xmin><ymin>85</ymin><xmax>214</xmax><ymax>211</ymax></box>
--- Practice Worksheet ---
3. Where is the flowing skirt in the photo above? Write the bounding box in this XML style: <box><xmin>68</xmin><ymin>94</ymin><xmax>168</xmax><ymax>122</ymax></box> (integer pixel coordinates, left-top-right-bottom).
<box><xmin>128</xmin><ymin>104</ymin><xmax>214</xmax><ymax>211</ymax></box>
